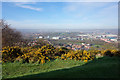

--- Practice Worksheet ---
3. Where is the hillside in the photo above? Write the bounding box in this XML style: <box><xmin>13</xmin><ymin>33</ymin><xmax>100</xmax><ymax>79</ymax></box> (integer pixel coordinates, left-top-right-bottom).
<box><xmin>2</xmin><ymin>56</ymin><xmax>120</xmax><ymax>79</ymax></box>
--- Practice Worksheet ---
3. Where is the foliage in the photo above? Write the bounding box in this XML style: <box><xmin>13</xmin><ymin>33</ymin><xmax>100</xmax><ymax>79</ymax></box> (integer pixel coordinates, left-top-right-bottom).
<box><xmin>54</xmin><ymin>47</ymin><xmax>69</xmax><ymax>56</ymax></box>
<box><xmin>2</xmin><ymin>44</ymin><xmax>120</xmax><ymax>64</ymax></box>
<box><xmin>2</xmin><ymin>46</ymin><xmax>23</xmax><ymax>62</ymax></box>
<box><xmin>32</xmin><ymin>39</ymin><xmax>48</xmax><ymax>48</ymax></box>
<box><xmin>18</xmin><ymin>44</ymin><xmax>56</xmax><ymax>64</ymax></box>
<box><xmin>1</xmin><ymin>19</ymin><xmax>23</xmax><ymax>47</ymax></box>
<box><xmin>103</xmin><ymin>49</ymin><xmax>120</xmax><ymax>57</ymax></box>
<box><xmin>60</xmin><ymin>50</ymin><xmax>95</xmax><ymax>62</ymax></box>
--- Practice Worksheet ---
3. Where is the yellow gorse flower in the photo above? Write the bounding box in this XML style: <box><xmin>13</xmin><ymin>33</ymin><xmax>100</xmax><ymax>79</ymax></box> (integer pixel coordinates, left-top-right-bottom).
<box><xmin>2</xmin><ymin>45</ymin><xmax>120</xmax><ymax>64</ymax></box>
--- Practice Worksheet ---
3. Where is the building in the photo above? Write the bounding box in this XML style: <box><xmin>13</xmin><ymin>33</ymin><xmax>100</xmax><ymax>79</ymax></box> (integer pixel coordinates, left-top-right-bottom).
<box><xmin>77</xmin><ymin>34</ymin><xmax>89</xmax><ymax>39</ymax></box>
<box><xmin>106</xmin><ymin>34</ymin><xmax>117</xmax><ymax>37</ymax></box>
<box><xmin>52</xmin><ymin>36</ymin><xmax>60</xmax><ymax>40</ymax></box>
<box><xmin>39</xmin><ymin>36</ymin><xmax>43</xmax><ymax>39</ymax></box>
<box><xmin>111</xmin><ymin>39</ymin><xmax>117</xmax><ymax>42</ymax></box>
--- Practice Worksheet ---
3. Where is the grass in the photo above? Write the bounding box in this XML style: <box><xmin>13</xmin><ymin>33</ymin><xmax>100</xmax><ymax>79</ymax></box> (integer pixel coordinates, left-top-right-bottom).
<box><xmin>2</xmin><ymin>59</ymin><xmax>85</xmax><ymax>79</ymax></box>
<box><xmin>2</xmin><ymin>56</ymin><xmax>120</xmax><ymax>79</ymax></box>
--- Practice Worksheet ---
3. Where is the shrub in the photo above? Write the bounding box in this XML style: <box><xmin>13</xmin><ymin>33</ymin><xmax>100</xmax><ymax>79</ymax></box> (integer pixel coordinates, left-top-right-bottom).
<box><xmin>104</xmin><ymin>50</ymin><xmax>114</xmax><ymax>57</ymax></box>
<box><xmin>20</xmin><ymin>44</ymin><xmax>54</xmax><ymax>64</ymax></box>
<box><xmin>111</xmin><ymin>50</ymin><xmax>120</xmax><ymax>57</ymax></box>
<box><xmin>2</xmin><ymin>46</ymin><xmax>23</xmax><ymax>62</ymax></box>
<box><xmin>60</xmin><ymin>50</ymin><xmax>95</xmax><ymax>61</ymax></box>
<box><xmin>1</xmin><ymin>19</ymin><xmax>23</xmax><ymax>47</ymax></box>
<box><xmin>2</xmin><ymin>45</ymin><xmax>120</xmax><ymax>64</ymax></box>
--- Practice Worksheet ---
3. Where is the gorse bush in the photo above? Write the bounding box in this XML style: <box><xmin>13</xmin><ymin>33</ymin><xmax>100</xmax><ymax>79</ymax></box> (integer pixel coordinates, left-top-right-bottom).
<box><xmin>60</xmin><ymin>50</ymin><xmax>95</xmax><ymax>62</ymax></box>
<box><xmin>103</xmin><ymin>49</ymin><xmax>120</xmax><ymax>57</ymax></box>
<box><xmin>20</xmin><ymin>44</ymin><xmax>54</xmax><ymax>64</ymax></box>
<box><xmin>19</xmin><ymin>44</ymin><xmax>70</xmax><ymax>64</ymax></box>
<box><xmin>104</xmin><ymin>50</ymin><xmax>113</xmax><ymax>57</ymax></box>
<box><xmin>2</xmin><ymin>46</ymin><xmax>23</xmax><ymax>62</ymax></box>
<box><xmin>2</xmin><ymin>45</ymin><xmax>120</xmax><ymax>64</ymax></box>
<box><xmin>54</xmin><ymin>47</ymin><xmax>69</xmax><ymax>56</ymax></box>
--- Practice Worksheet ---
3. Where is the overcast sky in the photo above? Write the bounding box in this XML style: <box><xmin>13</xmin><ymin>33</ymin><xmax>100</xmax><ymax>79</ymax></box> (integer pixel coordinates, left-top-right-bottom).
<box><xmin>2</xmin><ymin>2</ymin><xmax>118</xmax><ymax>29</ymax></box>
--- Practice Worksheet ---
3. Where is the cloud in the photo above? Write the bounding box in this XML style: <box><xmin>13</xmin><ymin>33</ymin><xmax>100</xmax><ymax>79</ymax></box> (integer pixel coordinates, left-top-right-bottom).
<box><xmin>15</xmin><ymin>2</ymin><xmax>43</xmax><ymax>11</ymax></box>
<box><xmin>62</xmin><ymin>2</ymin><xmax>118</xmax><ymax>29</ymax></box>
<box><xmin>64</xmin><ymin>2</ymin><xmax>112</xmax><ymax>12</ymax></box>
<box><xmin>64</xmin><ymin>3</ymin><xmax>117</xmax><ymax>19</ymax></box>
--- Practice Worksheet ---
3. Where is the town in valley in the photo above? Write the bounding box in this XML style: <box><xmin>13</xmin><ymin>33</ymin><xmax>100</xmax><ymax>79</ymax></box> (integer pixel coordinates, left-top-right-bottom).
<box><xmin>20</xmin><ymin>29</ymin><xmax>118</xmax><ymax>50</ymax></box>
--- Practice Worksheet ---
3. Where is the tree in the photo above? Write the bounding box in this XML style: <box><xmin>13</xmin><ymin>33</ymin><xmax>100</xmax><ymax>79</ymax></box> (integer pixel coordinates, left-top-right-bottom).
<box><xmin>0</xmin><ymin>19</ymin><xmax>23</xmax><ymax>47</ymax></box>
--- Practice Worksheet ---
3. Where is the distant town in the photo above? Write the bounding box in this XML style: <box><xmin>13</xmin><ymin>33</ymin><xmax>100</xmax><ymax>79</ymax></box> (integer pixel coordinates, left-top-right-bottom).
<box><xmin>21</xmin><ymin>29</ymin><xmax>118</xmax><ymax>50</ymax></box>
<box><xmin>35</xmin><ymin>33</ymin><xmax>118</xmax><ymax>43</ymax></box>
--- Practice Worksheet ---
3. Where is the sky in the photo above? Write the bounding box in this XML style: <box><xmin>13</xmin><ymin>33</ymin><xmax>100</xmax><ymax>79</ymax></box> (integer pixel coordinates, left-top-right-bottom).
<box><xmin>2</xmin><ymin>2</ymin><xmax>118</xmax><ymax>29</ymax></box>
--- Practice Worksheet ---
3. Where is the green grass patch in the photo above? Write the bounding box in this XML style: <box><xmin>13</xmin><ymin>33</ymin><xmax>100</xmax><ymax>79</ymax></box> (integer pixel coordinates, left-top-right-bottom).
<box><xmin>2</xmin><ymin>56</ymin><xmax>120</xmax><ymax>79</ymax></box>
<box><xmin>2</xmin><ymin>59</ymin><xmax>85</xmax><ymax>79</ymax></box>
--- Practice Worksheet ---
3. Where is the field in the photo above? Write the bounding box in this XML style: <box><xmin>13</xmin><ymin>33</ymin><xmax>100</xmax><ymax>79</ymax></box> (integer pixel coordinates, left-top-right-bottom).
<box><xmin>2</xmin><ymin>56</ymin><xmax>120</xmax><ymax>79</ymax></box>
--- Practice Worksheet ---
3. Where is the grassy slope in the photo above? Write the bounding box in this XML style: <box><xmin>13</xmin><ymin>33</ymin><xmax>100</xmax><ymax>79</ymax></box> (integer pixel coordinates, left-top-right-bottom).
<box><xmin>2</xmin><ymin>56</ymin><xmax>120</xmax><ymax>79</ymax></box>
<box><xmin>2</xmin><ymin>59</ymin><xmax>85</xmax><ymax>79</ymax></box>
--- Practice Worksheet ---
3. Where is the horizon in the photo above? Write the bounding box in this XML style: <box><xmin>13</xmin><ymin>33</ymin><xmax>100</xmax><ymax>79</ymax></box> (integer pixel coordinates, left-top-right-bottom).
<box><xmin>17</xmin><ymin>28</ymin><xmax>118</xmax><ymax>34</ymax></box>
